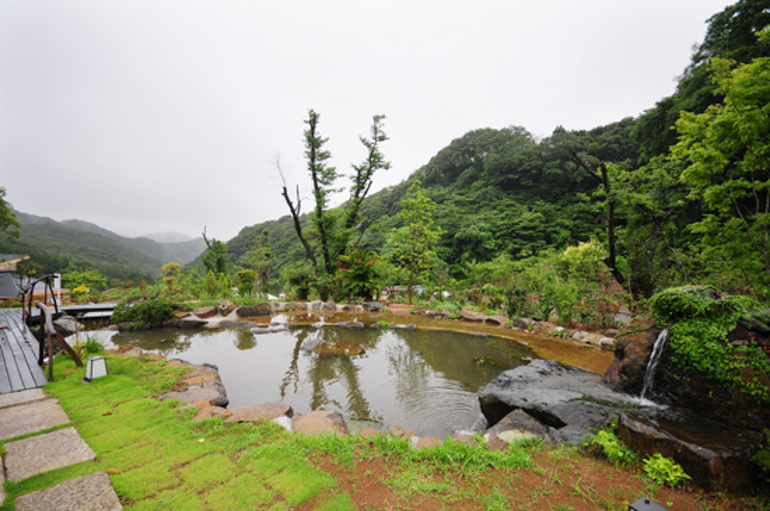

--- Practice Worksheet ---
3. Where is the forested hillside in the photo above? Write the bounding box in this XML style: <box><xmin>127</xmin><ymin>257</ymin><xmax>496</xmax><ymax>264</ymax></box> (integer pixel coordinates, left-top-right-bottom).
<box><xmin>0</xmin><ymin>210</ymin><xmax>206</xmax><ymax>283</ymax></box>
<box><xmin>224</xmin><ymin>0</ymin><xmax>770</xmax><ymax>301</ymax></box>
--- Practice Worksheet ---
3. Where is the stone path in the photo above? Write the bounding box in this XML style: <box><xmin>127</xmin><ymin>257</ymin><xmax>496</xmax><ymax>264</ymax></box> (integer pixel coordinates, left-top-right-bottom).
<box><xmin>0</xmin><ymin>388</ymin><xmax>122</xmax><ymax>510</ymax></box>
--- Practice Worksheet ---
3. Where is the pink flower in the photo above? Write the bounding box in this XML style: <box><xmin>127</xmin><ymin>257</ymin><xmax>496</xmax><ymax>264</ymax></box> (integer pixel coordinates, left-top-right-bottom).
<box><xmin>532</xmin><ymin>295</ymin><xmax>538</xmax><ymax>301</ymax></box>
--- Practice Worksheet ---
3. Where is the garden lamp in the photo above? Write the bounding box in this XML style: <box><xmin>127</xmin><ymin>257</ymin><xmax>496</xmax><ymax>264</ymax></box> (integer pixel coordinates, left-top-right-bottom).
<box><xmin>85</xmin><ymin>356</ymin><xmax>108</xmax><ymax>382</ymax></box>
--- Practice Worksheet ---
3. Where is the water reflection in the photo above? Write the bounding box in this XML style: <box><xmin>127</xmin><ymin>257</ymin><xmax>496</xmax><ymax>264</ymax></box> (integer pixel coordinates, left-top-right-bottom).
<box><xmin>104</xmin><ymin>325</ymin><xmax>534</xmax><ymax>436</ymax></box>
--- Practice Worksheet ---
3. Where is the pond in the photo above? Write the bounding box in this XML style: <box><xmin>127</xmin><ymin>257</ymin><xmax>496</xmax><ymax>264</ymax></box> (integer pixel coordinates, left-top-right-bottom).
<box><xmin>98</xmin><ymin>324</ymin><xmax>536</xmax><ymax>437</ymax></box>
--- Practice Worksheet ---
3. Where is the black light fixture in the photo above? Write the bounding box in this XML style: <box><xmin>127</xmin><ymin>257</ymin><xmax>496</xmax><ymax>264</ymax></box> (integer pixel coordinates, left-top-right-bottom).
<box><xmin>629</xmin><ymin>497</ymin><xmax>668</xmax><ymax>511</ymax></box>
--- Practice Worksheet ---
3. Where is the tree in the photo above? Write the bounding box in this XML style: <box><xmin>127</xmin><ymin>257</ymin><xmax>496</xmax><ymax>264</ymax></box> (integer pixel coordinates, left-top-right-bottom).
<box><xmin>235</xmin><ymin>269</ymin><xmax>256</xmax><ymax>298</ymax></box>
<box><xmin>0</xmin><ymin>187</ymin><xmax>20</xmax><ymax>238</ymax></box>
<box><xmin>161</xmin><ymin>262</ymin><xmax>182</xmax><ymax>293</ymax></box>
<box><xmin>280</xmin><ymin>110</ymin><xmax>389</xmax><ymax>292</ymax></box>
<box><xmin>241</xmin><ymin>230</ymin><xmax>272</xmax><ymax>295</ymax></box>
<box><xmin>672</xmin><ymin>55</ymin><xmax>770</xmax><ymax>294</ymax></box>
<box><xmin>201</xmin><ymin>227</ymin><xmax>228</xmax><ymax>275</ymax></box>
<box><xmin>384</xmin><ymin>181</ymin><xmax>443</xmax><ymax>303</ymax></box>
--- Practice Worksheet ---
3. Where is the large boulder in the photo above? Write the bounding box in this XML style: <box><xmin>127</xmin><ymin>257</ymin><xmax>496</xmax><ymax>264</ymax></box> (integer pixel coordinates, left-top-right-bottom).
<box><xmin>479</xmin><ymin>359</ymin><xmax>641</xmax><ymax>444</ymax></box>
<box><xmin>604</xmin><ymin>326</ymin><xmax>659</xmax><ymax>395</ymax></box>
<box><xmin>616</xmin><ymin>412</ymin><xmax>764</xmax><ymax>493</ymax></box>
<box><xmin>292</xmin><ymin>410</ymin><xmax>349</xmax><ymax>436</ymax></box>
<box><xmin>236</xmin><ymin>302</ymin><xmax>275</xmax><ymax>317</ymax></box>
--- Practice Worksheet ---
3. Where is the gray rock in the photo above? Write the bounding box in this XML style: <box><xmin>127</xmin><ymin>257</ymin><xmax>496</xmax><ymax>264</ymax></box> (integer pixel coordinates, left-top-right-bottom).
<box><xmin>178</xmin><ymin>318</ymin><xmax>207</xmax><ymax>329</ymax></box>
<box><xmin>160</xmin><ymin>387</ymin><xmax>229</xmax><ymax>407</ymax></box>
<box><xmin>320</xmin><ymin>301</ymin><xmax>337</xmax><ymax>312</ymax></box>
<box><xmin>226</xmin><ymin>403</ymin><xmax>294</xmax><ymax>423</ymax></box>
<box><xmin>458</xmin><ymin>310</ymin><xmax>487</xmax><ymax>322</ymax></box>
<box><xmin>486</xmin><ymin>409</ymin><xmax>553</xmax><ymax>442</ymax></box>
<box><xmin>616</xmin><ymin>412</ymin><xmax>764</xmax><ymax>493</ymax></box>
<box><xmin>292</xmin><ymin>410</ymin><xmax>349</xmax><ymax>436</ymax></box>
<box><xmin>250</xmin><ymin>324</ymin><xmax>288</xmax><ymax>334</ymax></box>
<box><xmin>479</xmin><ymin>359</ymin><xmax>640</xmax><ymax>444</ymax></box>
<box><xmin>218</xmin><ymin>300</ymin><xmax>237</xmax><ymax>316</ymax></box>
<box><xmin>363</xmin><ymin>301</ymin><xmax>386</xmax><ymax>312</ymax></box>
<box><xmin>337</xmin><ymin>321</ymin><xmax>365</xmax><ymax>329</ymax></box>
<box><xmin>310</xmin><ymin>300</ymin><xmax>323</xmax><ymax>310</ymax></box>
<box><xmin>193</xmin><ymin>306</ymin><xmax>217</xmax><ymax>319</ymax></box>
<box><xmin>485</xmin><ymin>314</ymin><xmax>511</xmax><ymax>326</ymax></box>
<box><xmin>53</xmin><ymin>315</ymin><xmax>84</xmax><ymax>337</ymax></box>
<box><xmin>236</xmin><ymin>302</ymin><xmax>274</xmax><ymax>317</ymax></box>
<box><xmin>512</xmin><ymin>317</ymin><xmax>539</xmax><ymax>328</ymax></box>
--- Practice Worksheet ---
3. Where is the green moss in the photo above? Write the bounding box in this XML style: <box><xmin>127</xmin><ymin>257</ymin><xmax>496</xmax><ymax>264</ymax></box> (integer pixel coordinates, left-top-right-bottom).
<box><xmin>649</xmin><ymin>287</ymin><xmax>770</xmax><ymax>403</ymax></box>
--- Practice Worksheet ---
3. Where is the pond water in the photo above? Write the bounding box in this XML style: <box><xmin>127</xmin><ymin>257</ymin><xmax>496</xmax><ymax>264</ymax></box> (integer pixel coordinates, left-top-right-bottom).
<box><xmin>98</xmin><ymin>325</ymin><xmax>535</xmax><ymax>436</ymax></box>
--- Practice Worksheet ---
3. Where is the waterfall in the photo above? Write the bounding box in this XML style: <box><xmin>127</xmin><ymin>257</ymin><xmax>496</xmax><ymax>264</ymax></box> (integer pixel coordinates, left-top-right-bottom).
<box><xmin>640</xmin><ymin>328</ymin><xmax>668</xmax><ymax>400</ymax></box>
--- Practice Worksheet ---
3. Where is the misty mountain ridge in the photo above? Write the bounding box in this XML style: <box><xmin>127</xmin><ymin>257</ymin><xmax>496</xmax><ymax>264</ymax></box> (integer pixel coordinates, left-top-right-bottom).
<box><xmin>0</xmin><ymin>209</ymin><xmax>206</xmax><ymax>281</ymax></box>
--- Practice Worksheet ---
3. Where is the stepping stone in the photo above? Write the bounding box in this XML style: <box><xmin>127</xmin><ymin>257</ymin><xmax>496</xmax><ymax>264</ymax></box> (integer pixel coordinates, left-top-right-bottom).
<box><xmin>0</xmin><ymin>399</ymin><xmax>69</xmax><ymax>440</ymax></box>
<box><xmin>5</xmin><ymin>427</ymin><xmax>96</xmax><ymax>481</ymax></box>
<box><xmin>15</xmin><ymin>472</ymin><xmax>122</xmax><ymax>511</ymax></box>
<box><xmin>0</xmin><ymin>389</ymin><xmax>46</xmax><ymax>409</ymax></box>
<box><xmin>226</xmin><ymin>403</ymin><xmax>293</xmax><ymax>423</ymax></box>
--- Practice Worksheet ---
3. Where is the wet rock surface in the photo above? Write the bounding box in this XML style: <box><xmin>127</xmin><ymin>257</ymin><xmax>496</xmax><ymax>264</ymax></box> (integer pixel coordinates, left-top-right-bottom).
<box><xmin>479</xmin><ymin>359</ymin><xmax>640</xmax><ymax>444</ymax></box>
<box><xmin>616</xmin><ymin>412</ymin><xmax>764</xmax><ymax>493</ymax></box>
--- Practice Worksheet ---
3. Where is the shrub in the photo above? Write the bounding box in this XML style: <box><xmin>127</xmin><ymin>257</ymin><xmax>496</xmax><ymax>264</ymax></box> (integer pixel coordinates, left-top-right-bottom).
<box><xmin>643</xmin><ymin>453</ymin><xmax>691</xmax><ymax>488</ymax></box>
<box><xmin>585</xmin><ymin>429</ymin><xmax>638</xmax><ymax>466</ymax></box>
<box><xmin>111</xmin><ymin>297</ymin><xmax>176</xmax><ymax>328</ymax></box>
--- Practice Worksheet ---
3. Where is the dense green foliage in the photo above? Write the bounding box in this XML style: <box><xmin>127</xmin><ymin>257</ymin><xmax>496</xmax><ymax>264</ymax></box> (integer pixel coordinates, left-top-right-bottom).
<box><xmin>111</xmin><ymin>296</ymin><xmax>177</xmax><ymax>328</ymax></box>
<box><xmin>218</xmin><ymin>1</ymin><xmax>770</xmax><ymax>306</ymax></box>
<box><xmin>0</xmin><ymin>187</ymin><xmax>20</xmax><ymax>237</ymax></box>
<box><xmin>650</xmin><ymin>286</ymin><xmax>770</xmax><ymax>403</ymax></box>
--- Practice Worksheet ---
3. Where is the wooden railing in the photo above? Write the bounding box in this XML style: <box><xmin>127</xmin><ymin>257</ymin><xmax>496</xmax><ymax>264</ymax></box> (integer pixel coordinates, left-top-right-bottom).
<box><xmin>35</xmin><ymin>302</ymin><xmax>83</xmax><ymax>381</ymax></box>
<box><xmin>22</xmin><ymin>274</ymin><xmax>61</xmax><ymax>324</ymax></box>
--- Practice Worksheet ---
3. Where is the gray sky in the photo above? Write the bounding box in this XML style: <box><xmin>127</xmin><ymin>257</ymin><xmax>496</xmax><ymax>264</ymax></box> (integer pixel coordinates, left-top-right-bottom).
<box><xmin>1</xmin><ymin>0</ymin><xmax>733</xmax><ymax>242</ymax></box>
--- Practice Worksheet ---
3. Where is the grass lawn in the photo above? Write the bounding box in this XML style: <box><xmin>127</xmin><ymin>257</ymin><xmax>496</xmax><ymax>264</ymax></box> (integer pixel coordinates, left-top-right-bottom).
<box><xmin>2</xmin><ymin>353</ymin><xmax>767</xmax><ymax>510</ymax></box>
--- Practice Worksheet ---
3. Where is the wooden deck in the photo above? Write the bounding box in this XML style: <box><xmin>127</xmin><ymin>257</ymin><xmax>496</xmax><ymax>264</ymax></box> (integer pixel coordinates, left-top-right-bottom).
<box><xmin>0</xmin><ymin>309</ymin><xmax>47</xmax><ymax>393</ymax></box>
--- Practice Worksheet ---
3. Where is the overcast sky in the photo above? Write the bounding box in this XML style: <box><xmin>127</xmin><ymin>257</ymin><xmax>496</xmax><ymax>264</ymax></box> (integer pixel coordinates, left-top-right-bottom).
<box><xmin>1</xmin><ymin>0</ymin><xmax>734</xmax><ymax>242</ymax></box>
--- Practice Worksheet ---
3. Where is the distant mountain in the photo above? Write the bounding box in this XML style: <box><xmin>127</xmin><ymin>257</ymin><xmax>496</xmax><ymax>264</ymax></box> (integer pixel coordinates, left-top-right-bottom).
<box><xmin>0</xmin><ymin>210</ymin><xmax>207</xmax><ymax>282</ymax></box>
<box><xmin>142</xmin><ymin>232</ymin><xmax>194</xmax><ymax>243</ymax></box>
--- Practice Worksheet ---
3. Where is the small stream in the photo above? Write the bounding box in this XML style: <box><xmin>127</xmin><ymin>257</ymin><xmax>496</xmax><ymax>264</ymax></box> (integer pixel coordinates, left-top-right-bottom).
<box><xmin>97</xmin><ymin>325</ymin><xmax>535</xmax><ymax>436</ymax></box>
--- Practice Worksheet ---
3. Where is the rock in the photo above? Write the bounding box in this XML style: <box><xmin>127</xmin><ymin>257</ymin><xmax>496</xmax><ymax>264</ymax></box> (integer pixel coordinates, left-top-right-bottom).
<box><xmin>218</xmin><ymin>300</ymin><xmax>237</xmax><ymax>316</ymax></box>
<box><xmin>616</xmin><ymin>412</ymin><xmax>764</xmax><ymax>493</ymax></box>
<box><xmin>458</xmin><ymin>310</ymin><xmax>487</xmax><ymax>322</ymax></box>
<box><xmin>160</xmin><ymin>363</ymin><xmax>229</xmax><ymax>407</ymax></box>
<box><xmin>496</xmin><ymin>429</ymin><xmax>540</xmax><ymax>445</ymax></box>
<box><xmin>314</xmin><ymin>342</ymin><xmax>364</xmax><ymax>357</ymax></box>
<box><xmin>236</xmin><ymin>302</ymin><xmax>274</xmax><ymax>317</ymax></box>
<box><xmin>486</xmin><ymin>409</ymin><xmax>552</xmax><ymax>442</ymax></box>
<box><xmin>512</xmin><ymin>317</ymin><xmax>539</xmax><ymax>328</ymax></box>
<box><xmin>479</xmin><ymin>359</ymin><xmax>641</xmax><ymax>444</ymax></box>
<box><xmin>285</xmin><ymin>301</ymin><xmax>309</xmax><ymax>312</ymax></box>
<box><xmin>178</xmin><ymin>318</ymin><xmax>207</xmax><ymax>329</ymax></box>
<box><xmin>451</xmin><ymin>433</ymin><xmax>478</xmax><ymax>445</ymax></box>
<box><xmin>599</xmin><ymin>337</ymin><xmax>615</xmax><ymax>351</ymax></box>
<box><xmin>251</xmin><ymin>324</ymin><xmax>288</xmax><ymax>335</ymax></box>
<box><xmin>300</xmin><ymin>335</ymin><xmax>323</xmax><ymax>353</ymax></box>
<box><xmin>214</xmin><ymin>320</ymin><xmax>251</xmax><ymax>329</ymax></box>
<box><xmin>484</xmin><ymin>433</ymin><xmax>509</xmax><ymax>452</ymax></box>
<box><xmin>226</xmin><ymin>403</ymin><xmax>293</xmax><ymax>423</ymax></box>
<box><xmin>193</xmin><ymin>306</ymin><xmax>217</xmax><ymax>319</ymax></box>
<box><xmin>572</xmin><ymin>331</ymin><xmax>606</xmax><ymax>346</ymax></box>
<box><xmin>337</xmin><ymin>321</ymin><xmax>364</xmax><ymax>329</ymax></box>
<box><xmin>613</xmin><ymin>306</ymin><xmax>633</xmax><ymax>325</ymax></box>
<box><xmin>391</xmin><ymin>425</ymin><xmax>415</xmax><ymax>439</ymax></box>
<box><xmin>272</xmin><ymin>416</ymin><xmax>293</xmax><ymax>431</ymax></box>
<box><xmin>359</xmin><ymin>428</ymin><xmax>384</xmax><ymax>439</ymax></box>
<box><xmin>341</xmin><ymin>304</ymin><xmax>364</xmax><ymax>312</ymax></box>
<box><xmin>175</xmin><ymin>311</ymin><xmax>191</xmax><ymax>319</ymax></box>
<box><xmin>320</xmin><ymin>301</ymin><xmax>337</xmax><ymax>311</ymax></box>
<box><xmin>309</xmin><ymin>300</ymin><xmax>323</xmax><ymax>310</ymax></box>
<box><xmin>604</xmin><ymin>328</ymin><xmax>658</xmax><ymax>395</ymax></box>
<box><xmin>423</xmin><ymin>309</ymin><xmax>447</xmax><ymax>319</ymax></box>
<box><xmin>362</xmin><ymin>301</ymin><xmax>385</xmax><ymax>312</ymax></box>
<box><xmin>160</xmin><ymin>388</ymin><xmax>228</xmax><ymax>407</ymax></box>
<box><xmin>292</xmin><ymin>410</ymin><xmax>349</xmax><ymax>436</ymax></box>
<box><xmin>193</xmin><ymin>403</ymin><xmax>232</xmax><ymax>421</ymax></box>
<box><xmin>485</xmin><ymin>314</ymin><xmax>511</xmax><ymax>327</ymax></box>
<box><xmin>412</xmin><ymin>436</ymin><xmax>443</xmax><ymax>449</ymax></box>
<box><xmin>53</xmin><ymin>315</ymin><xmax>84</xmax><ymax>337</ymax></box>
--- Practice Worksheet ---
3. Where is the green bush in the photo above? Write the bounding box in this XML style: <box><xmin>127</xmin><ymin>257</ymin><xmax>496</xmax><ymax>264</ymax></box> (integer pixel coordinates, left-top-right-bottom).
<box><xmin>643</xmin><ymin>453</ymin><xmax>691</xmax><ymax>488</ymax></box>
<box><xmin>111</xmin><ymin>297</ymin><xmax>176</xmax><ymax>328</ymax></box>
<box><xmin>585</xmin><ymin>429</ymin><xmax>638</xmax><ymax>466</ymax></box>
